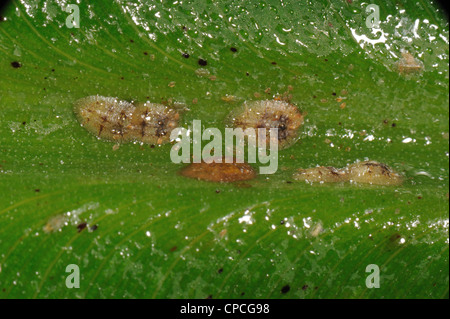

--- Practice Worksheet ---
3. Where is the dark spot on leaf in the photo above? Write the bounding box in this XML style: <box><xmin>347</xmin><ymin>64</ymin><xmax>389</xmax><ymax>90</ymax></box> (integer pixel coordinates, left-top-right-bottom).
<box><xmin>170</xmin><ymin>246</ymin><xmax>177</xmax><ymax>252</ymax></box>
<box><xmin>0</xmin><ymin>16</ymin><xmax>5</xmax><ymax>22</ymax></box>
<box><xmin>198</xmin><ymin>58</ymin><xmax>208</xmax><ymax>66</ymax></box>
<box><xmin>218</xmin><ymin>268</ymin><xmax>223</xmax><ymax>274</ymax></box>
<box><xmin>392</xmin><ymin>123</ymin><xmax>397</xmax><ymax>127</ymax></box>
<box><xmin>332</xmin><ymin>92</ymin><xmax>337</xmax><ymax>96</ymax></box>
<box><xmin>51</xmin><ymin>69</ymin><xmax>55</xmax><ymax>72</ymax></box>
<box><xmin>34</xmin><ymin>189</ymin><xmax>40</xmax><ymax>192</ymax></box>
<box><xmin>281</xmin><ymin>284</ymin><xmax>290</xmax><ymax>294</ymax></box>
<box><xmin>418</xmin><ymin>196</ymin><xmax>422</xmax><ymax>199</ymax></box>
<box><xmin>182</xmin><ymin>52</ymin><xmax>190</xmax><ymax>58</ymax></box>
<box><xmin>77</xmin><ymin>222</ymin><xmax>87</xmax><ymax>233</ymax></box>
<box><xmin>11</xmin><ymin>61</ymin><xmax>21</xmax><ymax>68</ymax></box>
<box><xmin>143</xmin><ymin>51</ymin><xmax>148</xmax><ymax>55</ymax></box>
<box><xmin>22</xmin><ymin>122</ymin><xmax>26</xmax><ymax>125</ymax></box>
<box><xmin>313</xmin><ymin>95</ymin><xmax>317</xmax><ymax>98</ymax></box>
<box><xmin>286</xmin><ymin>180</ymin><xmax>292</xmax><ymax>184</ymax></box>
<box><xmin>90</xmin><ymin>225</ymin><xmax>98</xmax><ymax>231</ymax></box>
<box><xmin>280</xmin><ymin>220</ymin><xmax>285</xmax><ymax>225</ymax></box>
<box><xmin>215</xmin><ymin>189</ymin><xmax>220</xmax><ymax>193</ymax></box>
<box><xmin>302</xmin><ymin>285</ymin><xmax>309</xmax><ymax>290</ymax></box>
<box><xmin>120</xmin><ymin>77</ymin><xmax>124</xmax><ymax>80</ymax></box>
<box><xmin>150</xmin><ymin>144</ymin><xmax>155</xmax><ymax>148</ymax></box>
<box><xmin>130</xmin><ymin>39</ymin><xmax>134</xmax><ymax>43</ymax></box>
<box><xmin>271</xmin><ymin>61</ymin><xmax>277</xmax><ymax>65</ymax></box>
<box><xmin>324</xmin><ymin>58</ymin><xmax>328</xmax><ymax>61</ymax></box>
<box><xmin>230</xmin><ymin>47</ymin><xmax>237</xmax><ymax>52</ymax></box>
<box><xmin>246</xmin><ymin>72</ymin><xmax>250</xmax><ymax>76</ymax></box>
<box><xmin>241</xmin><ymin>292</ymin><xmax>245</xmax><ymax>296</ymax></box>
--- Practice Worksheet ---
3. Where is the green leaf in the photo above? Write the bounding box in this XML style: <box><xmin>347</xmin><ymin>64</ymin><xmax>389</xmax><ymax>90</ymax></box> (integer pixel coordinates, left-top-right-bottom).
<box><xmin>0</xmin><ymin>0</ymin><xmax>448</xmax><ymax>299</ymax></box>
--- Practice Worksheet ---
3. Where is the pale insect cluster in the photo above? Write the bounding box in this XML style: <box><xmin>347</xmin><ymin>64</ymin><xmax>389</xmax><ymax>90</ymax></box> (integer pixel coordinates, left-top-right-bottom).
<box><xmin>227</xmin><ymin>99</ymin><xmax>304</xmax><ymax>150</ymax></box>
<box><xmin>74</xmin><ymin>95</ymin><xmax>180</xmax><ymax>145</ymax></box>
<box><xmin>294</xmin><ymin>161</ymin><xmax>403</xmax><ymax>186</ymax></box>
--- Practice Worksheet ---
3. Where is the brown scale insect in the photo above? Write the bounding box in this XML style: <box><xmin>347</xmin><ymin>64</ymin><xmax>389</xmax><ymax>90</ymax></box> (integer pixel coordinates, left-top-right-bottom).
<box><xmin>179</xmin><ymin>157</ymin><xmax>257</xmax><ymax>182</ymax></box>
<box><xmin>74</xmin><ymin>95</ymin><xmax>181</xmax><ymax>145</ymax></box>
<box><xmin>227</xmin><ymin>99</ymin><xmax>304</xmax><ymax>150</ymax></box>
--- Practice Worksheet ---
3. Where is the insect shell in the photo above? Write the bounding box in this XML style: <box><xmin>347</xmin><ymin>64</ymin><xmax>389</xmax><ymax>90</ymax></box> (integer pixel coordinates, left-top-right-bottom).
<box><xmin>294</xmin><ymin>166</ymin><xmax>347</xmax><ymax>183</ymax></box>
<box><xmin>395</xmin><ymin>52</ymin><xmax>423</xmax><ymax>75</ymax></box>
<box><xmin>347</xmin><ymin>161</ymin><xmax>403</xmax><ymax>186</ymax></box>
<box><xmin>293</xmin><ymin>161</ymin><xmax>403</xmax><ymax>186</ymax></box>
<box><xmin>74</xmin><ymin>95</ymin><xmax>181</xmax><ymax>145</ymax></box>
<box><xmin>227</xmin><ymin>99</ymin><xmax>304</xmax><ymax>150</ymax></box>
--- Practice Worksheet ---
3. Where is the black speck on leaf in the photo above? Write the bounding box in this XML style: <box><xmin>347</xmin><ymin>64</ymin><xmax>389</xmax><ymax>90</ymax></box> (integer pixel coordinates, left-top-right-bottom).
<box><xmin>77</xmin><ymin>222</ymin><xmax>87</xmax><ymax>233</ymax></box>
<box><xmin>11</xmin><ymin>61</ymin><xmax>21</xmax><ymax>68</ymax></box>
<box><xmin>198</xmin><ymin>58</ymin><xmax>208</xmax><ymax>66</ymax></box>
<box><xmin>230</xmin><ymin>47</ymin><xmax>237</xmax><ymax>52</ymax></box>
<box><xmin>281</xmin><ymin>284</ymin><xmax>290</xmax><ymax>294</ymax></box>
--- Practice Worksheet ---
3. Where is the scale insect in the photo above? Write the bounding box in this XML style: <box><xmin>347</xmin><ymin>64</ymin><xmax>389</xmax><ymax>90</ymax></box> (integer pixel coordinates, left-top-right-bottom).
<box><xmin>227</xmin><ymin>99</ymin><xmax>304</xmax><ymax>150</ymax></box>
<box><xmin>179</xmin><ymin>157</ymin><xmax>257</xmax><ymax>182</ymax></box>
<box><xmin>74</xmin><ymin>95</ymin><xmax>182</xmax><ymax>145</ymax></box>
<box><xmin>294</xmin><ymin>161</ymin><xmax>403</xmax><ymax>186</ymax></box>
